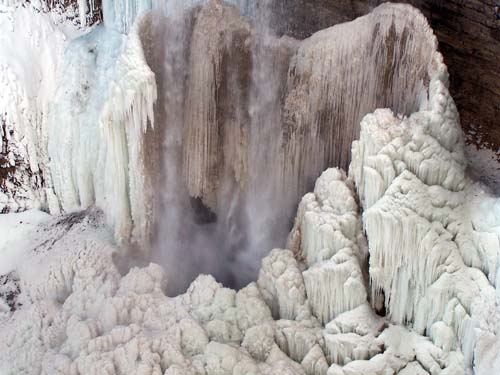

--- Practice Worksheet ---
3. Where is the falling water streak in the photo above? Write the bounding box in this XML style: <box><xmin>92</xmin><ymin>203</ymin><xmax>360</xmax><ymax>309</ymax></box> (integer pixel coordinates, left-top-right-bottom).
<box><xmin>237</xmin><ymin>0</ymin><xmax>296</xmax><ymax>284</ymax></box>
<box><xmin>151</xmin><ymin>1</ymin><xmax>256</xmax><ymax>294</ymax></box>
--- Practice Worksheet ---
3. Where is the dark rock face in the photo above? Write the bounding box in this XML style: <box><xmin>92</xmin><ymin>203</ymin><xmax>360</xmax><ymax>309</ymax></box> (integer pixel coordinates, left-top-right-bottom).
<box><xmin>0</xmin><ymin>272</ymin><xmax>21</xmax><ymax>312</ymax></box>
<box><xmin>43</xmin><ymin>0</ymin><xmax>103</xmax><ymax>26</ymax></box>
<box><xmin>271</xmin><ymin>0</ymin><xmax>500</xmax><ymax>153</ymax></box>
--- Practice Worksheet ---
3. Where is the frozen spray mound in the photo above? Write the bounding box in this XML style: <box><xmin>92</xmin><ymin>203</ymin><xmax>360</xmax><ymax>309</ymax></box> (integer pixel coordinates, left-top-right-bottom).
<box><xmin>1</xmin><ymin>156</ymin><xmax>497</xmax><ymax>374</ymax></box>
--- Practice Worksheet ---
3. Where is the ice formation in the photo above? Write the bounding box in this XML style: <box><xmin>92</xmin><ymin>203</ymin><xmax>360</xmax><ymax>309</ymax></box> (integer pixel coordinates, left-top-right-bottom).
<box><xmin>0</xmin><ymin>1</ymin><xmax>158</xmax><ymax>243</ymax></box>
<box><xmin>1</xmin><ymin>0</ymin><xmax>500</xmax><ymax>374</ymax></box>
<box><xmin>0</xmin><ymin>163</ymin><xmax>479</xmax><ymax>374</ymax></box>
<box><xmin>0</xmin><ymin>0</ymin><xmax>451</xmax><ymax>282</ymax></box>
<box><xmin>152</xmin><ymin>2</ymin><xmax>447</xmax><ymax>290</ymax></box>
<box><xmin>349</xmin><ymin>64</ymin><xmax>500</xmax><ymax>367</ymax></box>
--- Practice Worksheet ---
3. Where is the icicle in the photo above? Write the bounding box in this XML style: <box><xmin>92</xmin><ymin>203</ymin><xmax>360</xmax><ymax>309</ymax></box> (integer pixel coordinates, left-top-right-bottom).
<box><xmin>301</xmin><ymin>345</ymin><xmax>329</xmax><ymax>375</ymax></box>
<box><xmin>77</xmin><ymin>0</ymin><xmax>88</xmax><ymax>27</ymax></box>
<box><xmin>98</xmin><ymin>13</ymin><xmax>157</xmax><ymax>243</ymax></box>
<box><xmin>303</xmin><ymin>252</ymin><xmax>367</xmax><ymax>325</ymax></box>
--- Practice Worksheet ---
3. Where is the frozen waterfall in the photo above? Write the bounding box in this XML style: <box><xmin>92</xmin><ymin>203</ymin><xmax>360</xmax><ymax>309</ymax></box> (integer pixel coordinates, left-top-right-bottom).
<box><xmin>0</xmin><ymin>0</ymin><xmax>457</xmax><ymax>292</ymax></box>
<box><xmin>1</xmin><ymin>1</ymin><xmax>500</xmax><ymax>374</ymax></box>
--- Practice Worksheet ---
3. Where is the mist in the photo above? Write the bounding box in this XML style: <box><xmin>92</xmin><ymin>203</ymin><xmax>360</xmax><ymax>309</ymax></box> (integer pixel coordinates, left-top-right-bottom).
<box><xmin>145</xmin><ymin>0</ymin><xmax>301</xmax><ymax>295</ymax></box>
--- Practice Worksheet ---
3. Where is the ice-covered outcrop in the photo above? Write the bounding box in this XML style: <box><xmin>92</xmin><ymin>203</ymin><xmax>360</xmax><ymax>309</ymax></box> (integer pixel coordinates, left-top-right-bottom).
<box><xmin>349</xmin><ymin>43</ymin><xmax>500</xmax><ymax>369</ymax></box>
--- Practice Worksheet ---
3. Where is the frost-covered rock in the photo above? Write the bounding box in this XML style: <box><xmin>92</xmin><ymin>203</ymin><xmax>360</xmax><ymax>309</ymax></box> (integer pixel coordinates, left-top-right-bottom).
<box><xmin>0</xmin><ymin>6</ymin><xmax>66</xmax><ymax>214</ymax></box>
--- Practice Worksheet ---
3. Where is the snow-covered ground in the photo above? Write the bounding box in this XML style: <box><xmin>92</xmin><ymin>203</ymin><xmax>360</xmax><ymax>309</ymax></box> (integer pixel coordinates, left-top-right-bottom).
<box><xmin>0</xmin><ymin>210</ymin><xmax>51</xmax><ymax>275</ymax></box>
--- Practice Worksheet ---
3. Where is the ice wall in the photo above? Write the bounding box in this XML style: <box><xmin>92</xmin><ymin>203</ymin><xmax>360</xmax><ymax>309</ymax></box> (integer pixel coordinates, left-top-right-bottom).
<box><xmin>0</xmin><ymin>1</ymin><xmax>160</xmax><ymax>242</ymax></box>
<box><xmin>46</xmin><ymin>13</ymin><xmax>157</xmax><ymax>243</ymax></box>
